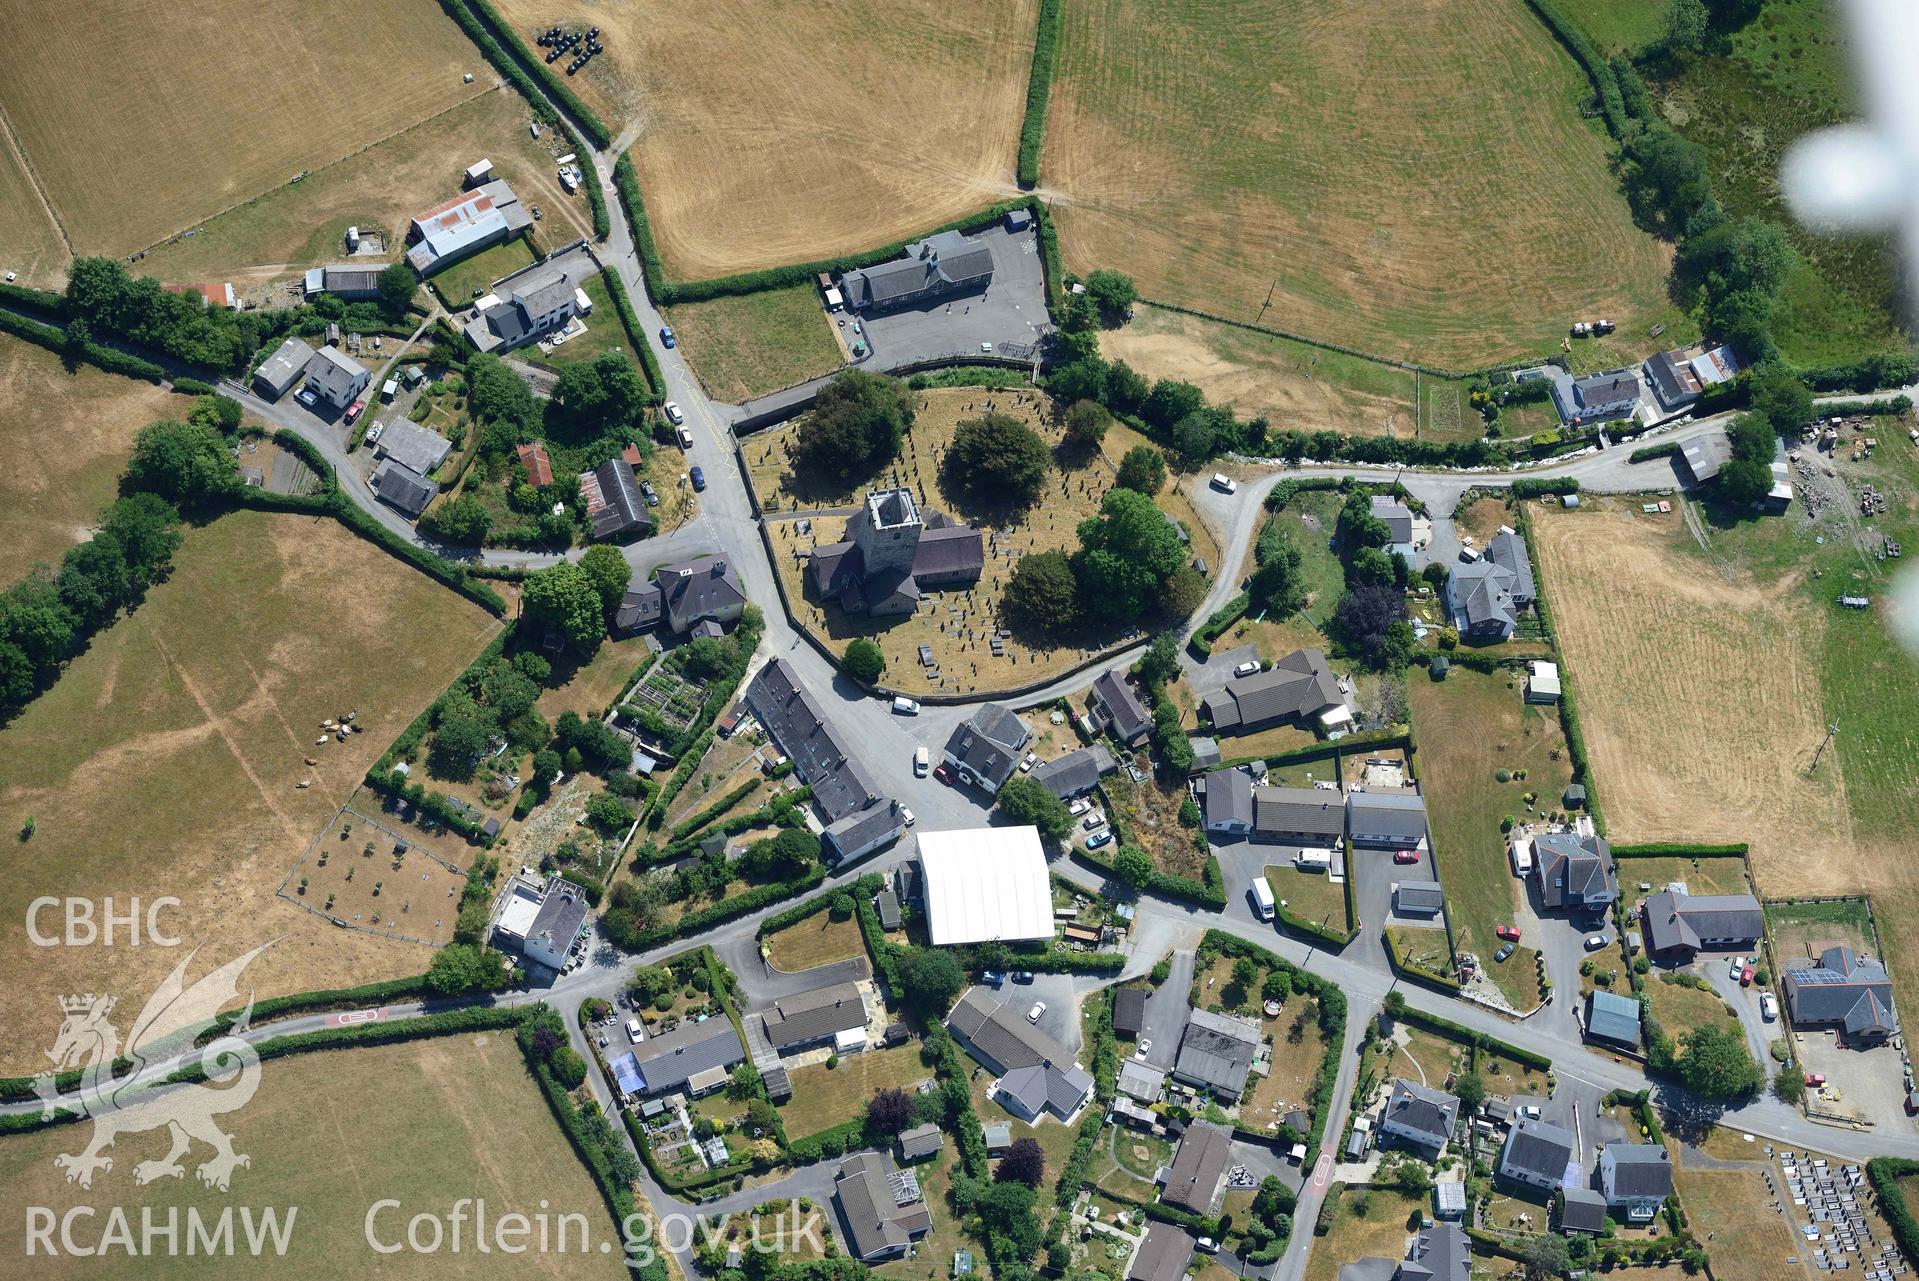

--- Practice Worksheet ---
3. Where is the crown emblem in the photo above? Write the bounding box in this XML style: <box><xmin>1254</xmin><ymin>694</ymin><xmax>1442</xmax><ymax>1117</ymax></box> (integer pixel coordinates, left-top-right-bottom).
<box><xmin>60</xmin><ymin>994</ymin><xmax>110</xmax><ymax>1014</ymax></box>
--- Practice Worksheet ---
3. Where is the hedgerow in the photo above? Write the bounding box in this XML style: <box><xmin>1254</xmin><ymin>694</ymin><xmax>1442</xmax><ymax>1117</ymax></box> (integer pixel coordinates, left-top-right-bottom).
<box><xmin>1016</xmin><ymin>0</ymin><xmax>1063</xmax><ymax>187</ymax></box>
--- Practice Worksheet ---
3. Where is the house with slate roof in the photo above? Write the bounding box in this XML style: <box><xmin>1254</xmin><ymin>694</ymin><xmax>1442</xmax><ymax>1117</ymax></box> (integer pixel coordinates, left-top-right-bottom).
<box><xmin>940</xmin><ymin>703</ymin><xmax>1032</xmax><ymax>795</ymax></box>
<box><xmin>833</xmin><ymin>1152</ymin><xmax>932</xmax><ymax>1260</ymax></box>
<box><xmin>463</xmin><ymin>262</ymin><xmax>579</xmax><ymax>353</ymax></box>
<box><xmin>618</xmin><ymin>1018</ymin><xmax>745</xmax><ymax>1097</ymax></box>
<box><xmin>1533</xmin><ymin>831</ymin><xmax>1618</xmax><ymax>911</ymax></box>
<box><xmin>1782</xmin><ymin>945</ymin><xmax>1899</xmax><ymax>1043</ymax></box>
<box><xmin>1447</xmin><ymin>530</ymin><xmax>1537</xmax><ymax>642</ymax></box>
<box><xmin>1498</xmin><ymin>1118</ymin><xmax>1576</xmax><ymax>1192</ymax></box>
<box><xmin>1201</xmin><ymin>648</ymin><xmax>1345</xmax><ymax>736</ymax></box>
<box><xmin>1128</xmin><ymin>1224</ymin><xmax>1197</xmax><ymax>1281</ymax></box>
<box><xmin>823</xmin><ymin>800</ymin><xmax>907</xmax><ymax>866</ymax></box>
<box><xmin>1032</xmin><ymin>745</ymin><xmax>1115</xmax><ymax>800</ymax></box>
<box><xmin>1172</xmin><ymin>1008</ymin><xmax>1261</xmax><ymax>1100</ymax></box>
<box><xmin>1599</xmin><ymin>1143</ymin><xmax>1673</xmax><ymax>1221</ymax></box>
<box><xmin>746</xmin><ymin>659</ymin><xmax>882</xmax><ymax>823</ymax></box>
<box><xmin>1549</xmin><ymin>367</ymin><xmax>1643</xmax><ymax>427</ymax></box>
<box><xmin>370</xmin><ymin>460</ymin><xmax>439</xmax><ymax>518</ymax></box>
<box><xmin>842</xmin><ymin>229</ymin><xmax>995</xmax><ymax>312</ymax></box>
<box><xmin>656</xmin><ymin>554</ymin><xmax>746</xmax><ymax>634</ymax></box>
<box><xmin>1160</xmin><ymin>1120</ymin><xmax>1232</xmax><ymax>1214</ymax></box>
<box><xmin>1201</xmin><ymin>767</ymin><xmax>1255</xmax><ymax>837</ymax></box>
<box><xmin>1561</xmin><ymin>1186</ymin><xmax>1609</xmax><ymax>1235</ymax></box>
<box><xmin>1252</xmin><ymin>786</ymin><xmax>1346</xmax><ymax>845</ymax></box>
<box><xmin>809</xmin><ymin>488</ymin><xmax>983</xmax><ymax>616</ymax></box>
<box><xmin>760</xmin><ymin>981</ymin><xmax>870</xmax><ymax>1054</ymax></box>
<box><xmin>946</xmin><ymin>988</ymin><xmax>1091</xmax><ymax>1122</ymax></box>
<box><xmin>1371</xmin><ymin>495</ymin><xmax>1418</xmax><ymax>559</ymax></box>
<box><xmin>1379</xmin><ymin>1078</ymin><xmax>1460</xmax><ymax>1156</ymax></box>
<box><xmin>1640</xmin><ymin>889</ymin><xmax>1764</xmax><ymax>961</ymax></box>
<box><xmin>1091</xmin><ymin>671</ymin><xmax>1153</xmax><ymax>746</ymax></box>
<box><xmin>1348</xmin><ymin>789</ymin><xmax>1428</xmax><ymax>849</ymax></box>
<box><xmin>1338</xmin><ymin>1222</ymin><xmax>1470</xmax><ymax>1281</ymax></box>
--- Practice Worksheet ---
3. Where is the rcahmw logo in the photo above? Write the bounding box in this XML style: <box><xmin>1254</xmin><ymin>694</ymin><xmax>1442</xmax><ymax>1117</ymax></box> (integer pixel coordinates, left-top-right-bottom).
<box><xmin>26</xmin><ymin>1205</ymin><xmax>297</xmax><ymax>1258</ymax></box>
<box><xmin>31</xmin><ymin>943</ymin><xmax>274</xmax><ymax>1192</ymax></box>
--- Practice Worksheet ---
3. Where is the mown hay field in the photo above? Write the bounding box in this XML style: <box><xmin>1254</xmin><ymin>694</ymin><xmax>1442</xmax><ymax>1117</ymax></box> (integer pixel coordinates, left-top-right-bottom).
<box><xmin>1043</xmin><ymin>0</ymin><xmax>1675</xmax><ymax>366</ymax></box>
<box><xmin>665</xmin><ymin>283</ymin><xmax>845</xmax><ymax>403</ymax></box>
<box><xmin>135</xmin><ymin>88</ymin><xmax>594</xmax><ymax>291</ymax></box>
<box><xmin>0</xmin><ymin>510</ymin><xmax>497</xmax><ymax>1074</ymax></box>
<box><xmin>0</xmin><ymin>123</ymin><xmax>66</xmax><ymax>287</ymax></box>
<box><xmin>0</xmin><ymin>0</ymin><xmax>490</xmax><ymax>257</ymax></box>
<box><xmin>0</xmin><ymin>1033</ymin><xmax>628</xmax><ymax>1279</ymax></box>
<box><xmin>489</xmin><ymin>0</ymin><xmax>1035</xmax><ymax>278</ymax></box>
<box><xmin>1528</xmin><ymin>502</ymin><xmax>1854</xmax><ymax>879</ymax></box>
<box><xmin>0</xmin><ymin>334</ymin><xmax>196</xmax><ymax>584</ymax></box>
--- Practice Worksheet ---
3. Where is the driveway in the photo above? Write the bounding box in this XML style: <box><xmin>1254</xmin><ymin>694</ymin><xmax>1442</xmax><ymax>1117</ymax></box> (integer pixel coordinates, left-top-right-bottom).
<box><xmin>1191</xmin><ymin>644</ymin><xmax>1259</xmax><ymax>699</ymax></box>
<box><xmin>1704</xmin><ymin>961</ymin><xmax>1781</xmax><ymax>1070</ymax></box>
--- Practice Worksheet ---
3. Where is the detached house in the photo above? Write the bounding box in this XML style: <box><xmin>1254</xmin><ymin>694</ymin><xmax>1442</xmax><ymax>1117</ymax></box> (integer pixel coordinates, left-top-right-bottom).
<box><xmin>1348</xmin><ymin>790</ymin><xmax>1428</xmax><ymax>849</ymax></box>
<box><xmin>1549</xmin><ymin>367</ymin><xmax>1642</xmax><ymax>427</ymax></box>
<box><xmin>1782</xmin><ymin>945</ymin><xmax>1899</xmax><ymax>1043</ymax></box>
<box><xmin>1160</xmin><ymin>1120</ymin><xmax>1232</xmax><ymax>1214</ymax></box>
<box><xmin>1640</xmin><ymin>889</ymin><xmax>1764</xmax><ymax>962</ymax></box>
<box><xmin>1201</xmin><ymin>767</ymin><xmax>1255</xmax><ymax>838</ymax></box>
<box><xmin>463</xmin><ymin>263</ymin><xmax>579</xmax><ymax>353</ymax></box>
<box><xmin>940</xmin><ymin>703</ymin><xmax>1032</xmax><ymax>795</ymax></box>
<box><xmin>1379</xmin><ymin>1079</ymin><xmax>1459</xmax><ymax>1157</ymax></box>
<box><xmin>1498</xmin><ymin>1118</ymin><xmax>1576</xmax><ymax>1192</ymax></box>
<box><xmin>1533</xmin><ymin>832</ymin><xmax>1618</xmax><ymax>912</ymax></box>
<box><xmin>1447</xmin><ymin>530</ymin><xmax>1536</xmax><ymax>642</ymax></box>
<box><xmin>1201</xmin><ymin>648</ymin><xmax>1346</xmax><ymax>736</ymax></box>
<box><xmin>1338</xmin><ymin>1222</ymin><xmax>1470</xmax><ymax>1281</ymax></box>
<box><xmin>1599</xmin><ymin>1143</ymin><xmax>1673</xmax><ymax>1222</ymax></box>
<box><xmin>1091</xmin><ymin>671</ymin><xmax>1153</xmax><ymax>746</ymax></box>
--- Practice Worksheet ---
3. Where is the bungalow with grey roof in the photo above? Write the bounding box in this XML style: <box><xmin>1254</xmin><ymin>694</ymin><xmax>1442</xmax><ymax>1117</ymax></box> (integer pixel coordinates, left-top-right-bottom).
<box><xmin>1252</xmin><ymin>786</ymin><xmax>1345</xmax><ymax>845</ymax></box>
<box><xmin>370</xmin><ymin>461</ymin><xmax>439</xmax><ymax>519</ymax></box>
<box><xmin>1201</xmin><ymin>767</ymin><xmax>1255</xmax><ymax>837</ymax></box>
<box><xmin>1160</xmin><ymin>1120</ymin><xmax>1231</xmax><ymax>1214</ymax></box>
<box><xmin>760</xmin><ymin>981</ymin><xmax>869</xmax><ymax>1054</ymax></box>
<box><xmin>1640</xmin><ymin>889</ymin><xmax>1764</xmax><ymax>961</ymax></box>
<box><xmin>375</xmin><ymin>420</ymin><xmax>453</xmax><ymax>479</ymax></box>
<box><xmin>1533</xmin><ymin>831</ymin><xmax>1617</xmax><ymax>912</ymax></box>
<box><xmin>1348</xmin><ymin>789</ymin><xmax>1428</xmax><ymax>849</ymax></box>
<box><xmin>1561</xmin><ymin>1186</ymin><xmax>1608</xmax><ymax>1235</ymax></box>
<box><xmin>1201</xmin><ymin>648</ymin><xmax>1345</xmax><ymax>736</ymax></box>
<box><xmin>1782</xmin><ymin>945</ymin><xmax>1899</xmax><ymax>1043</ymax></box>
<box><xmin>1127</xmin><ymin>1224</ymin><xmax>1197</xmax><ymax>1281</ymax></box>
<box><xmin>946</xmin><ymin>988</ymin><xmax>1092</xmax><ymax>1122</ymax></box>
<box><xmin>1032</xmin><ymin>745</ymin><xmax>1115</xmax><ymax>800</ymax></box>
<box><xmin>1371</xmin><ymin>495</ymin><xmax>1417</xmax><ymax>558</ymax></box>
<box><xmin>833</xmin><ymin>1152</ymin><xmax>931</xmax><ymax>1261</ymax></box>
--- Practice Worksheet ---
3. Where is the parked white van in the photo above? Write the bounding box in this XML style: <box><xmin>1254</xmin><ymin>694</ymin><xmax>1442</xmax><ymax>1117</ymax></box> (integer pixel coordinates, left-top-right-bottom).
<box><xmin>1249</xmin><ymin>877</ymin><xmax>1276</xmax><ymax>922</ymax></box>
<box><xmin>914</xmin><ymin>745</ymin><xmax>930</xmax><ymax>776</ymax></box>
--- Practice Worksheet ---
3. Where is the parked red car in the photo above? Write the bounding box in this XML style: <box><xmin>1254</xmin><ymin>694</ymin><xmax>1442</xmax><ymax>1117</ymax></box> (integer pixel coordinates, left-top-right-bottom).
<box><xmin>933</xmin><ymin>764</ymin><xmax>955</xmax><ymax>786</ymax></box>
<box><xmin>1805</xmin><ymin>1073</ymin><xmax>1827</xmax><ymax>1088</ymax></box>
<box><xmin>1393</xmin><ymin>850</ymin><xmax>1419</xmax><ymax>865</ymax></box>
<box><xmin>1740</xmin><ymin>965</ymin><xmax>1756</xmax><ymax>987</ymax></box>
<box><xmin>344</xmin><ymin>399</ymin><xmax>366</xmax><ymax>425</ymax></box>
<box><xmin>1495</xmin><ymin>925</ymin><xmax>1522</xmax><ymax>942</ymax></box>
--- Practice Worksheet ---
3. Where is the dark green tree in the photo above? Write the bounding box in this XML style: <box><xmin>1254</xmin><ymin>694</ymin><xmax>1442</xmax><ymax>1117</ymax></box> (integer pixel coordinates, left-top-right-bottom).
<box><xmin>1113</xmin><ymin>846</ymin><xmax>1154</xmax><ymax>887</ymax></box>
<box><xmin>579</xmin><ymin>544</ymin><xmax>631</xmax><ymax>610</ymax></box>
<box><xmin>795</xmin><ymin>369</ymin><xmax>916</xmax><ymax>481</ymax></box>
<box><xmin>1115</xmin><ymin>444</ymin><xmax>1167</xmax><ymax>496</ymax></box>
<box><xmin>123</xmin><ymin>419</ymin><xmax>238</xmax><ymax>506</ymax></box>
<box><xmin>522</xmin><ymin>562</ymin><xmax>606</xmax><ymax>653</ymax></box>
<box><xmin>418</xmin><ymin>494</ymin><xmax>491</xmax><ymax>545</ymax></box>
<box><xmin>995</xmin><ymin>774</ymin><xmax>1074</xmax><ymax>842</ymax></box>
<box><xmin>900</xmin><ymin>948</ymin><xmax>966</xmax><ymax>1016</ymax></box>
<box><xmin>377</xmin><ymin>263</ymin><xmax>417</xmax><ymax>316</ymax></box>
<box><xmin>1063</xmin><ymin>399</ymin><xmax>1110</xmax><ymax>450</ymax></box>
<box><xmin>843</xmin><ymin>637</ymin><xmax>885</xmax><ymax>682</ymax></box>
<box><xmin>1003</xmin><ymin>549</ymin><xmax>1080</xmax><ymax>635</ymax></box>
<box><xmin>943</xmin><ymin>412</ymin><xmax>1052</xmax><ymax>506</ymax></box>
<box><xmin>1083</xmin><ymin>269</ymin><xmax>1137</xmax><ymax>321</ymax></box>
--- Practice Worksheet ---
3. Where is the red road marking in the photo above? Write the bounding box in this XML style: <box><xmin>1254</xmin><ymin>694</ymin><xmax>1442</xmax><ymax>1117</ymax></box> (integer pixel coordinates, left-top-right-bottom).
<box><xmin>326</xmin><ymin>1007</ymin><xmax>387</xmax><ymax>1028</ymax></box>
<box><xmin>1310</xmin><ymin>1153</ymin><xmax>1333</xmax><ymax>1192</ymax></box>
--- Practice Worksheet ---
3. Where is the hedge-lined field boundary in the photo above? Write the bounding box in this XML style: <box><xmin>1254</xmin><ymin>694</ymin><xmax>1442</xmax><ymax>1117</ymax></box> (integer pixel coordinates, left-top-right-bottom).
<box><xmin>449</xmin><ymin>0</ymin><xmax>614</xmax><ymax>148</ymax></box>
<box><xmin>1016</xmin><ymin>0</ymin><xmax>1063</xmax><ymax>187</ymax></box>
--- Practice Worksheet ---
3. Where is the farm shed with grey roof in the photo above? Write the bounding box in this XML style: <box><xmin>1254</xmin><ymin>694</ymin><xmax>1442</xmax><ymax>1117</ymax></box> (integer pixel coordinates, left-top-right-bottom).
<box><xmin>1202</xmin><ymin>648</ymin><xmax>1342</xmax><ymax>735</ymax></box>
<box><xmin>304</xmin><ymin>264</ymin><xmax>383</xmax><ymax>298</ymax></box>
<box><xmin>586</xmin><ymin>457</ymin><xmax>651</xmax><ymax>542</ymax></box>
<box><xmin>1172</xmin><ymin>1008</ymin><xmax>1261</xmax><ymax>1099</ymax></box>
<box><xmin>1127</xmin><ymin>1224</ymin><xmax>1196</xmax><ymax>1281</ymax></box>
<box><xmin>624</xmin><ymin>1018</ymin><xmax>745</xmax><ymax>1096</ymax></box>
<box><xmin>1113</xmin><ymin>988</ymin><xmax>1148</xmax><ymax>1037</ymax></box>
<box><xmin>746</xmin><ymin>659</ymin><xmax>881</xmax><ymax>822</ymax></box>
<box><xmin>761</xmin><ymin>982</ymin><xmax>868</xmax><ymax>1051</ymax></box>
<box><xmin>1032</xmin><ymin>745</ymin><xmax>1115</xmax><ymax>800</ymax></box>
<box><xmin>1782</xmin><ymin>945</ymin><xmax>1898</xmax><ymax>1041</ymax></box>
<box><xmin>253</xmin><ymin>336</ymin><xmax>316</xmax><ymax>399</ymax></box>
<box><xmin>1639</xmin><ymin>889</ymin><xmax>1764</xmax><ymax>960</ymax></box>
<box><xmin>1161</xmin><ymin>1120</ymin><xmax>1232</xmax><ymax>1213</ymax></box>
<box><xmin>370</xmin><ymin>460</ymin><xmax>439</xmax><ymax>518</ymax></box>
<box><xmin>1393</xmin><ymin>882</ymin><xmax>1445</xmax><ymax>916</ymax></box>
<box><xmin>1678</xmin><ymin>430</ymin><xmax>1733</xmax><ymax>486</ymax></box>
<box><xmin>1585</xmin><ymin>989</ymin><xmax>1642</xmax><ymax>1048</ymax></box>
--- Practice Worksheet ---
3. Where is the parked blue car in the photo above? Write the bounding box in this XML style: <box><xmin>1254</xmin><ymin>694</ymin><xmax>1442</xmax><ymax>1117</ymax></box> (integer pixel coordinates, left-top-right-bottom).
<box><xmin>689</xmin><ymin>465</ymin><xmax>706</xmax><ymax>491</ymax></box>
<box><xmin>659</xmin><ymin>326</ymin><xmax>676</xmax><ymax>348</ymax></box>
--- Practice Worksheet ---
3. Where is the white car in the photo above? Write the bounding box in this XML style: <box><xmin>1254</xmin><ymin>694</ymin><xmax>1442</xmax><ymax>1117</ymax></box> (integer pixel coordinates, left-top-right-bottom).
<box><xmin>663</xmin><ymin>401</ymin><xmax>685</xmax><ymax>425</ymax></box>
<box><xmin>1135</xmin><ymin>1038</ymin><xmax>1152</xmax><ymax>1059</ymax></box>
<box><xmin>900</xmin><ymin>806</ymin><xmax>916</xmax><ymax>827</ymax></box>
<box><xmin>1761</xmin><ymin>992</ymin><xmax>1779</xmax><ymax>1021</ymax></box>
<box><xmin>364</xmin><ymin>422</ymin><xmax>385</xmax><ymax>446</ymax></box>
<box><xmin>1019</xmin><ymin>752</ymin><xmax>1038</xmax><ymax>773</ymax></box>
<box><xmin>891</xmin><ymin>696</ymin><xmax>920</xmax><ymax>715</ymax></box>
<box><xmin>1729</xmin><ymin>955</ymin><xmax>1748</xmax><ymax>980</ymax></box>
<box><xmin>1068</xmin><ymin>797</ymin><xmax>1091</xmax><ymax>817</ymax></box>
<box><xmin>625</xmin><ymin>1018</ymin><xmax>644</xmax><ymax>1043</ymax></box>
<box><xmin>1234</xmin><ymin>659</ymin><xmax>1262</xmax><ymax>678</ymax></box>
<box><xmin>1083</xmin><ymin>811</ymin><xmax>1107</xmax><ymax>830</ymax></box>
<box><xmin>1027</xmin><ymin>1001</ymin><xmax>1047</xmax><ymax>1024</ymax></box>
<box><xmin>1210</xmin><ymin>473</ymin><xmax>1237</xmax><ymax>494</ymax></box>
<box><xmin>914</xmin><ymin>746</ymin><xmax>930</xmax><ymax>777</ymax></box>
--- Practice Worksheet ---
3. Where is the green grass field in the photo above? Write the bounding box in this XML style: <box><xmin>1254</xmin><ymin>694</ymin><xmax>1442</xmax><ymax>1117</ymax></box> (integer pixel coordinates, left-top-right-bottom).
<box><xmin>1045</xmin><ymin>0</ymin><xmax>1676</xmax><ymax>366</ymax></box>
<box><xmin>1558</xmin><ymin>0</ymin><xmax>1667</xmax><ymax>52</ymax></box>
<box><xmin>665</xmin><ymin>284</ymin><xmax>843</xmax><ymax>404</ymax></box>
<box><xmin>779</xmin><ymin>1044</ymin><xmax>929</xmax><ymax>1140</ymax></box>
<box><xmin>1645</xmin><ymin>0</ymin><xmax>1908</xmax><ymax>365</ymax></box>
<box><xmin>0</xmin><ymin>1033</ymin><xmax>628</xmax><ymax>1278</ymax></box>
<box><xmin>1407</xmin><ymin>666</ymin><xmax>1573</xmax><ymax>1006</ymax></box>
<box><xmin>427</xmin><ymin>236</ymin><xmax>538</xmax><ymax>308</ymax></box>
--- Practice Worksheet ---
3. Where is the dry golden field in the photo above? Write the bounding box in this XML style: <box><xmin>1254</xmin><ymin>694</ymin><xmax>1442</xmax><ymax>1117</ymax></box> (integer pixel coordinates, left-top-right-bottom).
<box><xmin>135</xmin><ymin>88</ymin><xmax>594</xmax><ymax>290</ymax></box>
<box><xmin>0</xmin><ymin>119</ymin><xmax>66</xmax><ymax>287</ymax></box>
<box><xmin>1043</xmin><ymin>0</ymin><xmax>1675</xmax><ymax>365</ymax></box>
<box><xmin>489</xmin><ymin>0</ymin><xmax>1035</xmax><ymax>278</ymax></box>
<box><xmin>1529</xmin><ymin>502</ymin><xmax>1854</xmax><ymax>879</ymax></box>
<box><xmin>0</xmin><ymin>1033</ymin><xmax>628</xmax><ymax>1279</ymax></box>
<box><xmin>0</xmin><ymin>0</ymin><xmax>490</xmax><ymax>257</ymax></box>
<box><xmin>0</xmin><ymin>511</ymin><xmax>498</xmax><ymax>1074</ymax></box>
<box><xmin>0</xmin><ymin>334</ymin><xmax>196</xmax><ymax>584</ymax></box>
